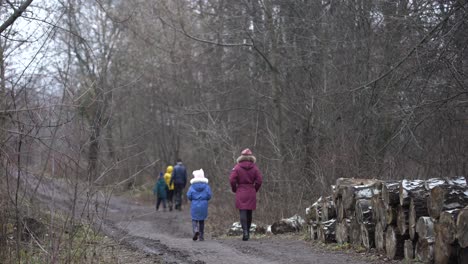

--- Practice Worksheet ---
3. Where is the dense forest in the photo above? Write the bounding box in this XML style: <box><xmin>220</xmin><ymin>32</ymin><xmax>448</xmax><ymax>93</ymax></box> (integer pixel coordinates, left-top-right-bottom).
<box><xmin>0</xmin><ymin>0</ymin><xmax>467</xmax><ymax>262</ymax></box>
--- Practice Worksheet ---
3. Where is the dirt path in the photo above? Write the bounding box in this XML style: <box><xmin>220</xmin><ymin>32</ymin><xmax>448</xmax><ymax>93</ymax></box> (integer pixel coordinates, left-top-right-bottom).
<box><xmin>23</xmin><ymin>173</ymin><xmax>398</xmax><ymax>264</ymax></box>
<box><xmin>104</xmin><ymin>195</ymin><xmax>396</xmax><ymax>264</ymax></box>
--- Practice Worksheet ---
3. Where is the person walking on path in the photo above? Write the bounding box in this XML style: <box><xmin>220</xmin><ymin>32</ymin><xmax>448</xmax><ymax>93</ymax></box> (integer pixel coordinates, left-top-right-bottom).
<box><xmin>153</xmin><ymin>172</ymin><xmax>168</xmax><ymax>211</ymax></box>
<box><xmin>187</xmin><ymin>169</ymin><xmax>212</xmax><ymax>241</ymax></box>
<box><xmin>170</xmin><ymin>158</ymin><xmax>187</xmax><ymax>211</ymax></box>
<box><xmin>229</xmin><ymin>148</ymin><xmax>263</xmax><ymax>241</ymax></box>
<box><xmin>164</xmin><ymin>165</ymin><xmax>175</xmax><ymax>211</ymax></box>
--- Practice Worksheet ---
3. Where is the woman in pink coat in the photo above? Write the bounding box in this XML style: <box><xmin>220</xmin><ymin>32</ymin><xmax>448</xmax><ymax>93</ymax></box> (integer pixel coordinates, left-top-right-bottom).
<box><xmin>229</xmin><ymin>148</ymin><xmax>263</xmax><ymax>241</ymax></box>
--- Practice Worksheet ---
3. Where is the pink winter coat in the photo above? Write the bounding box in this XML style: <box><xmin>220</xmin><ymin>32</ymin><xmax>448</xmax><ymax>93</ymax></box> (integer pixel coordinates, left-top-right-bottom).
<box><xmin>229</xmin><ymin>159</ymin><xmax>263</xmax><ymax>210</ymax></box>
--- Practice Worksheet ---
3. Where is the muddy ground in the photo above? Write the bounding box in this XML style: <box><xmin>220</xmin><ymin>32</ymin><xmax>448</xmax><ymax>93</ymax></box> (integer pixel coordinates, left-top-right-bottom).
<box><xmin>25</xmin><ymin>174</ymin><xmax>402</xmax><ymax>264</ymax></box>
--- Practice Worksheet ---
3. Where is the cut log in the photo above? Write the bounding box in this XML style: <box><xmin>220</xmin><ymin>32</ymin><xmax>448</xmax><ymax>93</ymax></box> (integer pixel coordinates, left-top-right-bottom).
<box><xmin>409</xmin><ymin>197</ymin><xmax>429</xmax><ymax>240</ymax></box>
<box><xmin>439</xmin><ymin>209</ymin><xmax>460</xmax><ymax>244</ymax></box>
<box><xmin>386</xmin><ymin>206</ymin><xmax>398</xmax><ymax>226</ymax></box>
<box><xmin>308</xmin><ymin>223</ymin><xmax>317</xmax><ymax>241</ymax></box>
<box><xmin>321</xmin><ymin>196</ymin><xmax>336</xmax><ymax>221</ymax></box>
<box><xmin>355</xmin><ymin>199</ymin><xmax>372</xmax><ymax>224</ymax></box>
<box><xmin>335</xmin><ymin>179</ymin><xmax>381</xmax><ymax>216</ymax></box>
<box><xmin>424</xmin><ymin>176</ymin><xmax>467</xmax><ymax>191</ymax></box>
<box><xmin>382</xmin><ymin>181</ymin><xmax>400</xmax><ymax>207</ymax></box>
<box><xmin>360</xmin><ymin>222</ymin><xmax>375</xmax><ymax>249</ymax></box>
<box><xmin>399</xmin><ymin>179</ymin><xmax>425</xmax><ymax>207</ymax></box>
<box><xmin>336</xmin><ymin>219</ymin><xmax>350</xmax><ymax>244</ymax></box>
<box><xmin>317</xmin><ymin>219</ymin><xmax>336</xmax><ymax>243</ymax></box>
<box><xmin>457</xmin><ymin>206</ymin><xmax>468</xmax><ymax>248</ymax></box>
<box><xmin>404</xmin><ymin>239</ymin><xmax>415</xmax><ymax>261</ymax></box>
<box><xmin>336</xmin><ymin>197</ymin><xmax>345</xmax><ymax>221</ymax></box>
<box><xmin>305</xmin><ymin>197</ymin><xmax>322</xmax><ymax>223</ymax></box>
<box><xmin>434</xmin><ymin>222</ymin><xmax>458</xmax><ymax>264</ymax></box>
<box><xmin>397</xmin><ymin>205</ymin><xmax>409</xmax><ymax>235</ymax></box>
<box><xmin>375</xmin><ymin>222</ymin><xmax>386</xmax><ymax>252</ymax></box>
<box><xmin>416</xmin><ymin>237</ymin><xmax>434</xmax><ymax>263</ymax></box>
<box><xmin>429</xmin><ymin>185</ymin><xmax>468</xmax><ymax>220</ymax></box>
<box><xmin>371</xmin><ymin>195</ymin><xmax>380</xmax><ymax>221</ymax></box>
<box><xmin>385</xmin><ymin>225</ymin><xmax>409</xmax><ymax>260</ymax></box>
<box><xmin>416</xmin><ymin>216</ymin><xmax>434</xmax><ymax>239</ymax></box>
<box><xmin>349</xmin><ymin>217</ymin><xmax>361</xmax><ymax>246</ymax></box>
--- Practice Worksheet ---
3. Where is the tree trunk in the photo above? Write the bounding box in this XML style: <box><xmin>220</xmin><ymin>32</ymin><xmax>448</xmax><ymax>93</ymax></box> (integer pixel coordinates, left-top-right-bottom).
<box><xmin>361</xmin><ymin>222</ymin><xmax>375</xmax><ymax>249</ymax></box>
<box><xmin>355</xmin><ymin>199</ymin><xmax>372</xmax><ymax>224</ymax></box>
<box><xmin>416</xmin><ymin>237</ymin><xmax>434</xmax><ymax>263</ymax></box>
<box><xmin>429</xmin><ymin>185</ymin><xmax>468</xmax><ymax>220</ymax></box>
<box><xmin>404</xmin><ymin>239</ymin><xmax>415</xmax><ymax>261</ymax></box>
<box><xmin>382</xmin><ymin>181</ymin><xmax>400</xmax><ymax>208</ymax></box>
<box><xmin>385</xmin><ymin>225</ymin><xmax>409</xmax><ymax>260</ymax></box>
<box><xmin>409</xmin><ymin>197</ymin><xmax>429</xmax><ymax>240</ymax></box>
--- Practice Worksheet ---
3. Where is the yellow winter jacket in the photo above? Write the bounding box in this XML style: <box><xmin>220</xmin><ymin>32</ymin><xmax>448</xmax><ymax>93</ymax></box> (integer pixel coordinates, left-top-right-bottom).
<box><xmin>164</xmin><ymin>165</ymin><xmax>174</xmax><ymax>191</ymax></box>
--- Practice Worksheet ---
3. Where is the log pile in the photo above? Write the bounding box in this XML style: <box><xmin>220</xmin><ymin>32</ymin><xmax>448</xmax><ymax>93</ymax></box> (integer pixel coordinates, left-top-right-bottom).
<box><xmin>305</xmin><ymin>176</ymin><xmax>468</xmax><ymax>263</ymax></box>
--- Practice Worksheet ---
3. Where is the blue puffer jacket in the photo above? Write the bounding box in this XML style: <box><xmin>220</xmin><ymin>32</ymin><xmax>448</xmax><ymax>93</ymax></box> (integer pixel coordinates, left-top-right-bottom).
<box><xmin>187</xmin><ymin>178</ymin><xmax>212</xmax><ymax>221</ymax></box>
<box><xmin>170</xmin><ymin>162</ymin><xmax>187</xmax><ymax>187</ymax></box>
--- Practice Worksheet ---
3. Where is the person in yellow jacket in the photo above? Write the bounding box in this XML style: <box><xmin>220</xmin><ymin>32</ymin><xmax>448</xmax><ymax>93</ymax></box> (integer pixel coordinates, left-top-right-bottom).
<box><xmin>164</xmin><ymin>165</ymin><xmax>175</xmax><ymax>211</ymax></box>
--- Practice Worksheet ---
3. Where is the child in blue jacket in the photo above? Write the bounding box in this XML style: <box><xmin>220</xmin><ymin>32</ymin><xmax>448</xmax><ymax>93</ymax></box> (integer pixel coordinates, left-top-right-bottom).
<box><xmin>187</xmin><ymin>169</ymin><xmax>212</xmax><ymax>241</ymax></box>
<box><xmin>153</xmin><ymin>172</ymin><xmax>168</xmax><ymax>211</ymax></box>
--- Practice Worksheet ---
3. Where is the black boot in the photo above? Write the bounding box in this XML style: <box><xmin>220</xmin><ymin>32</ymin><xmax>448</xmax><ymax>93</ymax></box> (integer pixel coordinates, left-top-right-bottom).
<box><xmin>192</xmin><ymin>220</ymin><xmax>199</xmax><ymax>241</ymax></box>
<box><xmin>242</xmin><ymin>229</ymin><xmax>249</xmax><ymax>241</ymax></box>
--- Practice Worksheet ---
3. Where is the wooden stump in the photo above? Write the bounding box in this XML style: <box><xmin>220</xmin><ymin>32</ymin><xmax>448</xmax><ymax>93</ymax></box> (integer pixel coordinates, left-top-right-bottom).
<box><xmin>382</xmin><ymin>181</ymin><xmax>400</xmax><ymax>208</ymax></box>
<box><xmin>409</xmin><ymin>197</ymin><xmax>429</xmax><ymax>240</ymax></box>
<box><xmin>385</xmin><ymin>225</ymin><xmax>409</xmax><ymax>260</ymax></box>
<box><xmin>355</xmin><ymin>199</ymin><xmax>372</xmax><ymax>224</ymax></box>
<box><xmin>457</xmin><ymin>206</ymin><xmax>468</xmax><ymax>248</ymax></box>
<box><xmin>386</xmin><ymin>206</ymin><xmax>398</xmax><ymax>226</ymax></box>
<box><xmin>404</xmin><ymin>239</ymin><xmax>415</xmax><ymax>261</ymax></box>
<box><xmin>416</xmin><ymin>237</ymin><xmax>434</xmax><ymax>263</ymax></box>
<box><xmin>397</xmin><ymin>205</ymin><xmax>409</xmax><ymax>235</ymax></box>
<box><xmin>429</xmin><ymin>185</ymin><xmax>468</xmax><ymax>220</ymax></box>
<box><xmin>361</xmin><ymin>222</ymin><xmax>375</xmax><ymax>249</ymax></box>
<box><xmin>336</xmin><ymin>198</ymin><xmax>345</xmax><ymax>221</ymax></box>
<box><xmin>375</xmin><ymin>222</ymin><xmax>386</xmax><ymax>252</ymax></box>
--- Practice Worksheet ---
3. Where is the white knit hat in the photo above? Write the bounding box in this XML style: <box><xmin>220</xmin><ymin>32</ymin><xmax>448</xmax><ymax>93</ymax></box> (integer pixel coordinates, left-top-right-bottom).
<box><xmin>192</xmin><ymin>169</ymin><xmax>205</xmax><ymax>179</ymax></box>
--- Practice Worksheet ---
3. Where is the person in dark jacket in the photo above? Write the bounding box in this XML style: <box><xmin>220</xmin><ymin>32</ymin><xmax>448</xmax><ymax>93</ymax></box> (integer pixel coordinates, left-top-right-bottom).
<box><xmin>170</xmin><ymin>159</ymin><xmax>187</xmax><ymax>211</ymax></box>
<box><xmin>187</xmin><ymin>169</ymin><xmax>212</xmax><ymax>241</ymax></box>
<box><xmin>153</xmin><ymin>172</ymin><xmax>168</xmax><ymax>211</ymax></box>
<box><xmin>229</xmin><ymin>148</ymin><xmax>263</xmax><ymax>241</ymax></box>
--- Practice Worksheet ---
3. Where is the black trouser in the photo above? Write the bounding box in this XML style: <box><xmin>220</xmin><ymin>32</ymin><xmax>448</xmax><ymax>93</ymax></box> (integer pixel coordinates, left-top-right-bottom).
<box><xmin>167</xmin><ymin>190</ymin><xmax>174</xmax><ymax>209</ymax></box>
<box><xmin>156</xmin><ymin>198</ymin><xmax>166</xmax><ymax>210</ymax></box>
<box><xmin>192</xmin><ymin>220</ymin><xmax>205</xmax><ymax>239</ymax></box>
<box><xmin>240</xmin><ymin>210</ymin><xmax>253</xmax><ymax>232</ymax></box>
<box><xmin>174</xmin><ymin>184</ymin><xmax>184</xmax><ymax>209</ymax></box>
